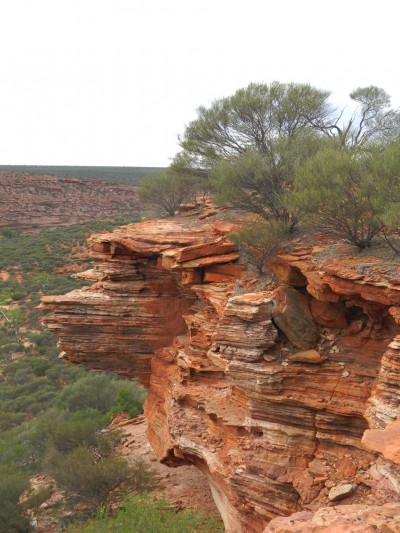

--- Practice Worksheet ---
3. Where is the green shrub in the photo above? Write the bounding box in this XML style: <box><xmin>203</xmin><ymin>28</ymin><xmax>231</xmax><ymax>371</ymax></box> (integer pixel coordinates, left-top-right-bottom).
<box><xmin>58</xmin><ymin>373</ymin><xmax>146</xmax><ymax>416</ymax></box>
<box><xmin>57</xmin><ymin>374</ymin><xmax>121</xmax><ymax>414</ymax></box>
<box><xmin>45</xmin><ymin>446</ymin><xmax>129</xmax><ymax>505</ymax></box>
<box><xmin>105</xmin><ymin>388</ymin><xmax>143</xmax><ymax>419</ymax></box>
<box><xmin>129</xmin><ymin>456</ymin><xmax>158</xmax><ymax>493</ymax></box>
<box><xmin>288</xmin><ymin>147</ymin><xmax>383</xmax><ymax>249</ymax></box>
<box><xmin>229</xmin><ymin>219</ymin><xmax>290</xmax><ymax>274</ymax></box>
<box><xmin>28</xmin><ymin>408</ymin><xmax>104</xmax><ymax>457</ymax></box>
<box><xmin>0</xmin><ymin>228</ymin><xmax>20</xmax><ymax>239</ymax></box>
<box><xmin>0</xmin><ymin>411</ymin><xmax>26</xmax><ymax>431</ymax></box>
<box><xmin>0</xmin><ymin>463</ymin><xmax>32</xmax><ymax>533</ymax></box>
<box><xmin>137</xmin><ymin>171</ymin><xmax>192</xmax><ymax>216</ymax></box>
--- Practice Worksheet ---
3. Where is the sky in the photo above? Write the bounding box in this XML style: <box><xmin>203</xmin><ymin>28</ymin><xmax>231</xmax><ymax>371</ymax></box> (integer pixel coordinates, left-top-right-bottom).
<box><xmin>0</xmin><ymin>0</ymin><xmax>399</xmax><ymax>167</ymax></box>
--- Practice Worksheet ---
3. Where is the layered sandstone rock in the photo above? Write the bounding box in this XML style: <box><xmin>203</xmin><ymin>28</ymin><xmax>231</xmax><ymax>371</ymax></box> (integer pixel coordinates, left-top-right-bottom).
<box><xmin>0</xmin><ymin>171</ymin><xmax>139</xmax><ymax>231</ymax></box>
<box><xmin>41</xmin><ymin>219</ymin><xmax>400</xmax><ymax>532</ymax></box>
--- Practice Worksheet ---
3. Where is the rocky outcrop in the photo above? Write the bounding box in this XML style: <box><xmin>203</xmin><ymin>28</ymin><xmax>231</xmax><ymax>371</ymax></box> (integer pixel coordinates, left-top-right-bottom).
<box><xmin>41</xmin><ymin>219</ymin><xmax>400</xmax><ymax>532</ymax></box>
<box><xmin>265</xmin><ymin>503</ymin><xmax>400</xmax><ymax>532</ymax></box>
<box><xmin>0</xmin><ymin>171</ymin><xmax>139</xmax><ymax>231</ymax></box>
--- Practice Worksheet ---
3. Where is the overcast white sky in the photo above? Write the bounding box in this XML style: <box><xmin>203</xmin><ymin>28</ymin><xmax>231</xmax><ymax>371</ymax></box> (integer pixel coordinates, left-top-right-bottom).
<box><xmin>0</xmin><ymin>0</ymin><xmax>399</xmax><ymax>167</ymax></box>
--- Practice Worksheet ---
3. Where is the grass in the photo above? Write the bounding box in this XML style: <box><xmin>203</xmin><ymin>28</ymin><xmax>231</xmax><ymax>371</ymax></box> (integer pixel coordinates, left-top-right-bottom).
<box><xmin>68</xmin><ymin>493</ymin><xmax>224</xmax><ymax>533</ymax></box>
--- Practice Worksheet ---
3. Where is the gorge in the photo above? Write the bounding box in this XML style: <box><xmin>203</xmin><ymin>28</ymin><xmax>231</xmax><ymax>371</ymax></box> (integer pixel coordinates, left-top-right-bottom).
<box><xmin>40</xmin><ymin>217</ymin><xmax>400</xmax><ymax>532</ymax></box>
<box><xmin>0</xmin><ymin>171</ymin><xmax>139</xmax><ymax>231</ymax></box>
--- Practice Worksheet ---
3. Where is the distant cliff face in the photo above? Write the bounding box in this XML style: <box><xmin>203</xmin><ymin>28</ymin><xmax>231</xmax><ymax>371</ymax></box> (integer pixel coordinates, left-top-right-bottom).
<box><xmin>41</xmin><ymin>218</ymin><xmax>400</xmax><ymax>532</ymax></box>
<box><xmin>0</xmin><ymin>171</ymin><xmax>138</xmax><ymax>231</ymax></box>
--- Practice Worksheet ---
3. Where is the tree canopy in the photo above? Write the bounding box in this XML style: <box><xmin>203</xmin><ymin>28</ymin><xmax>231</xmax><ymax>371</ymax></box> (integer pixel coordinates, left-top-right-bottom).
<box><xmin>179</xmin><ymin>81</ymin><xmax>332</xmax><ymax>168</ymax></box>
<box><xmin>166</xmin><ymin>81</ymin><xmax>400</xmax><ymax>252</ymax></box>
<box><xmin>179</xmin><ymin>81</ymin><xmax>334</xmax><ymax>224</ymax></box>
<box><xmin>308</xmin><ymin>86</ymin><xmax>400</xmax><ymax>148</ymax></box>
<box><xmin>287</xmin><ymin>147</ymin><xmax>384</xmax><ymax>248</ymax></box>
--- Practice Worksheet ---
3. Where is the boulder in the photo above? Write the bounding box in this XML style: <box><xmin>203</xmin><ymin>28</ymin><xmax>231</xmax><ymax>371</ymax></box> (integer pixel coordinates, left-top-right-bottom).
<box><xmin>328</xmin><ymin>483</ymin><xmax>357</xmax><ymax>502</ymax></box>
<box><xmin>272</xmin><ymin>286</ymin><xmax>319</xmax><ymax>349</ymax></box>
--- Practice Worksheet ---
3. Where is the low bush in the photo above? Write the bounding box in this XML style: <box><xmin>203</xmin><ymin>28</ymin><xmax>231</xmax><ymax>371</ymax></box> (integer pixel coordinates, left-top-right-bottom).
<box><xmin>129</xmin><ymin>456</ymin><xmax>158</xmax><ymax>493</ymax></box>
<box><xmin>0</xmin><ymin>463</ymin><xmax>32</xmax><ymax>533</ymax></box>
<box><xmin>28</xmin><ymin>408</ymin><xmax>104</xmax><ymax>458</ymax></box>
<box><xmin>45</xmin><ymin>446</ymin><xmax>129</xmax><ymax>505</ymax></box>
<box><xmin>229</xmin><ymin>219</ymin><xmax>290</xmax><ymax>274</ymax></box>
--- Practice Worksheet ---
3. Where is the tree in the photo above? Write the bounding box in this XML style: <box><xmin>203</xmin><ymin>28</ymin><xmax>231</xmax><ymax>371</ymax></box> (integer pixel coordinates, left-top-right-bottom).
<box><xmin>369</xmin><ymin>141</ymin><xmax>400</xmax><ymax>251</ymax></box>
<box><xmin>307</xmin><ymin>86</ymin><xmax>400</xmax><ymax>148</ymax></box>
<box><xmin>177</xmin><ymin>82</ymin><xmax>332</xmax><ymax>223</ymax></box>
<box><xmin>210</xmin><ymin>134</ymin><xmax>323</xmax><ymax>225</ymax></box>
<box><xmin>229</xmin><ymin>219</ymin><xmax>290</xmax><ymax>274</ymax></box>
<box><xmin>0</xmin><ymin>307</ymin><xmax>24</xmax><ymax>339</ymax></box>
<box><xmin>180</xmin><ymin>81</ymin><xmax>332</xmax><ymax>168</ymax></box>
<box><xmin>137</xmin><ymin>170</ymin><xmax>192</xmax><ymax>216</ymax></box>
<box><xmin>170</xmin><ymin>151</ymin><xmax>211</xmax><ymax>204</ymax></box>
<box><xmin>287</xmin><ymin>147</ymin><xmax>383</xmax><ymax>249</ymax></box>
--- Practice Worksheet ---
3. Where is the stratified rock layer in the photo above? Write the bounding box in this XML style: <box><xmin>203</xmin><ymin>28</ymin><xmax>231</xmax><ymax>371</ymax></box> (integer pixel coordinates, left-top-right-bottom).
<box><xmin>41</xmin><ymin>220</ymin><xmax>400</xmax><ymax>532</ymax></box>
<box><xmin>0</xmin><ymin>171</ymin><xmax>139</xmax><ymax>231</ymax></box>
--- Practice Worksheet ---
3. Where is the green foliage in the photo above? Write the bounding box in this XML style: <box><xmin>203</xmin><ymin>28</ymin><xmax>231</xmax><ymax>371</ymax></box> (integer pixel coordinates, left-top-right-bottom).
<box><xmin>45</xmin><ymin>446</ymin><xmax>129</xmax><ymax>504</ymax></box>
<box><xmin>0</xmin><ymin>215</ymin><xmax>139</xmax><ymax>274</ymax></box>
<box><xmin>176</xmin><ymin>82</ymin><xmax>400</xmax><ymax>232</ymax></box>
<box><xmin>180</xmin><ymin>81</ymin><xmax>331</xmax><ymax>167</ymax></box>
<box><xmin>27</xmin><ymin>408</ymin><xmax>131</xmax><ymax>506</ymax></box>
<box><xmin>229</xmin><ymin>220</ymin><xmax>290</xmax><ymax>274</ymax></box>
<box><xmin>0</xmin><ymin>463</ymin><xmax>32</xmax><ymax>533</ymax></box>
<box><xmin>0</xmin><ymin>165</ymin><xmax>166</xmax><ymax>185</ymax></box>
<box><xmin>179</xmin><ymin>81</ymin><xmax>331</xmax><ymax>222</ymax></box>
<box><xmin>170</xmin><ymin>151</ymin><xmax>211</xmax><ymax>203</ymax></box>
<box><xmin>211</xmin><ymin>136</ymin><xmax>322</xmax><ymax>224</ymax></box>
<box><xmin>57</xmin><ymin>373</ymin><xmax>121</xmax><ymax>414</ymax></box>
<box><xmin>0</xmin><ymin>306</ymin><xmax>25</xmax><ymax>338</ymax></box>
<box><xmin>0</xmin><ymin>214</ymin><xmax>149</xmax><ymax>528</ymax></box>
<box><xmin>369</xmin><ymin>141</ymin><xmax>400</xmax><ymax>251</ymax></box>
<box><xmin>68</xmin><ymin>493</ymin><xmax>224</xmax><ymax>533</ymax></box>
<box><xmin>0</xmin><ymin>376</ymin><xmax>58</xmax><ymax>419</ymax></box>
<box><xmin>288</xmin><ymin>147</ymin><xmax>383</xmax><ymax>249</ymax></box>
<box><xmin>137</xmin><ymin>171</ymin><xmax>192</xmax><ymax>216</ymax></box>
<box><xmin>57</xmin><ymin>373</ymin><xmax>146</xmax><ymax>415</ymax></box>
<box><xmin>106</xmin><ymin>388</ymin><xmax>143</xmax><ymax>419</ymax></box>
<box><xmin>2</xmin><ymin>357</ymin><xmax>50</xmax><ymax>382</ymax></box>
<box><xmin>306</xmin><ymin>85</ymin><xmax>400</xmax><ymax>148</ymax></box>
<box><xmin>0</xmin><ymin>228</ymin><xmax>20</xmax><ymax>239</ymax></box>
<box><xmin>129</xmin><ymin>456</ymin><xmax>158</xmax><ymax>493</ymax></box>
<box><xmin>28</xmin><ymin>408</ymin><xmax>104</xmax><ymax>457</ymax></box>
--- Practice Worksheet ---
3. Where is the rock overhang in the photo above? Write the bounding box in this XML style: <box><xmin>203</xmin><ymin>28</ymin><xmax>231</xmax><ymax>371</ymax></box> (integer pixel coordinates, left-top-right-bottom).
<box><xmin>39</xmin><ymin>217</ymin><xmax>400</xmax><ymax>532</ymax></box>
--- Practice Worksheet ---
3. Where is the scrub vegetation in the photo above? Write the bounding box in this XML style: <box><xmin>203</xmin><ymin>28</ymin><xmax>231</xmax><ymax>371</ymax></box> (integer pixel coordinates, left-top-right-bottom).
<box><xmin>138</xmin><ymin>81</ymin><xmax>400</xmax><ymax>261</ymax></box>
<box><xmin>0</xmin><ymin>215</ymin><xmax>223</xmax><ymax>532</ymax></box>
<box><xmin>0</xmin><ymin>217</ymin><xmax>147</xmax><ymax>531</ymax></box>
<box><xmin>3</xmin><ymin>80</ymin><xmax>400</xmax><ymax>532</ymax></box>
<box><xmin>0</xmin><ymin>165</ymin><xmax>165</xmax><ymax>185</ymax></box>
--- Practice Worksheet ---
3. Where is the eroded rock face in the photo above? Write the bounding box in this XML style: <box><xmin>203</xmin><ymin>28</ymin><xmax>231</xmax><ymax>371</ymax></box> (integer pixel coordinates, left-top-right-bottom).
<box><xmin>265</xmin><ymin>503</ymin><xmax>400</xmax><ymax>532</ymax></box>
<box><xmin>272</xmin><ymin>286</ymin><xmax>319</xmax><ymax>349</ymax></box>
<box><xmin>41</xmin><ymin>220</ymin><xmax>400</xmax><ymax>532</ymax></box>
<box><xmin>0</xmin><ymin>171</ymin><xmax>139</xmax><ymax>231</ymax></box>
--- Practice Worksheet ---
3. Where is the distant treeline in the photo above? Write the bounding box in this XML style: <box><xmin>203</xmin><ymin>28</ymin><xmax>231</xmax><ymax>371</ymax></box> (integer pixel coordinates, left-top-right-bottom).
<box><xmin>0</xmin><ymin>165</ymin><xmax>166</xmax><ymax>185</ymax></box>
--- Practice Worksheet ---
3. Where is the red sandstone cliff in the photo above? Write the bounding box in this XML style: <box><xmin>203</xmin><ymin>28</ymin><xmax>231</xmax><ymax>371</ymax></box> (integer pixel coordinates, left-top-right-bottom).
<box><xmin>0</xmin><ymin>171</ymin><xmax>139</xmax><ymax>231</ymax></box>
<box><xmin>40</xmin><ymin>218</ymin><xmax>400</xmax><ymax>532</ymax></box>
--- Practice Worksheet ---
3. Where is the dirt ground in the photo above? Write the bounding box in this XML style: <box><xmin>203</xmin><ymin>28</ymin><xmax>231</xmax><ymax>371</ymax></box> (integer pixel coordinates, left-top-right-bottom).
<box><xmin>112</xmin><ymin>414</ymin><xmax>219</xmax><ymax>515</ymax></box>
